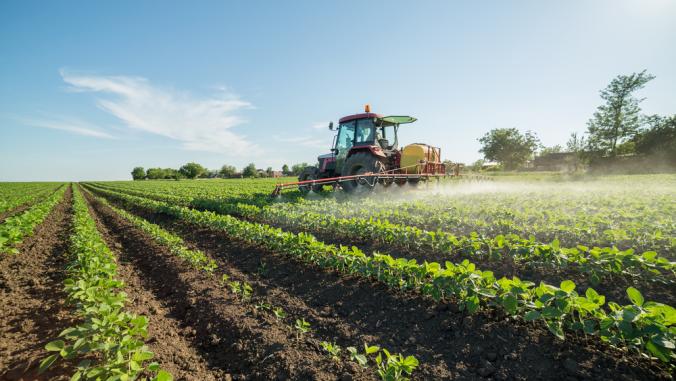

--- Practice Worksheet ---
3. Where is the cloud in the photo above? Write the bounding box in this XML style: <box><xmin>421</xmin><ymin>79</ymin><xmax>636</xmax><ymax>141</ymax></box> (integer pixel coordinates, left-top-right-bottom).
<box><xmin>310</xmin><ymin>122</ymin><xmax>330</xmax><ymax>130</ymax></box>
<box><xmin>18</xmin><ymin>116</ymin><xmax>116</xmax><ymax>139</ymax></box>
<box><xmin>60</xmin><ymin>70</ymin><xmax>259</xmax><ymax>155</ymax></box>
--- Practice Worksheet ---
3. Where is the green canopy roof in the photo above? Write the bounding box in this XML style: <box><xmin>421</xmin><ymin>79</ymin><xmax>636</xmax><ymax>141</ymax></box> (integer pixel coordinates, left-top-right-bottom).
<box><xmin>379</xmin><ymin>115</ymin><xmax>417</xmax><ymax>125</ymax></box>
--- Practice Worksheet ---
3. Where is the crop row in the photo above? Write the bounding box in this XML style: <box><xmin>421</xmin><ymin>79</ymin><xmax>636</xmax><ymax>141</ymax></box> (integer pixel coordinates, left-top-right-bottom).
<box><xmin>272</xmin><ymin>193</ymin><xmax>675</xmax><ymax>257</ymax></box>
<box><xmin>85</xmin><ymin>189</ymin><xmax>420</xmax><ymax>380</ymax></box>
<box><xmin>0</xmin><ymin>183</ymin><xmax>62</xmax><ymax>216</ymax></box>
<box><xmin>87</xmin><ymin>183</ymin><xmax>675</xmax><ymax>287</ymax></box>
<box><xmin>40</xmin><ymin>185</ymin><xmax>171</xmax><ymax>381</ymax></box>
<box><xmin>85</xmin><ymin>184</ymin><xmax>676</xmax><ymax>363</ymax></box>
<box><xmin>91</xmin><ymin>177</ymin><xmax>676</xmax><ymax>257</ymax></box>
<box><xmin>0</xmin><ymin>185</ymin><xmax>66</xmax><ymax>254</ymax></box>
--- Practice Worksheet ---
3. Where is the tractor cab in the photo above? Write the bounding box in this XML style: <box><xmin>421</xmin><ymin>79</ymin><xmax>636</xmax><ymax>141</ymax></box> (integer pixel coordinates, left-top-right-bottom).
<box><xmin>293</xmin><ymin>105</ymin><xmax>442</xmax><ymax>194</ymax></box>
<box><xmin>329</xmin><ymin>113</ymin><xmax>416</xmax><ymax>173</ymax></box>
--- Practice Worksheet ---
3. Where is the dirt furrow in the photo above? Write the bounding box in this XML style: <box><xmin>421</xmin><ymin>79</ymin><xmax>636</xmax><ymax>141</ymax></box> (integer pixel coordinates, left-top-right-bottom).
<box><xmin>82</xmin><ymin>188</ymin><xmax>365</xmax><ymax>381</ymax></box>
<box><xmin>92</xmin><ymin>190</ymin><xmax>673</xmax><ymax>381</ymax></box>
<box><xmin>0</xmin><ymin>186</ymin><xmax>74</xmax><ymax>380</ymax></box>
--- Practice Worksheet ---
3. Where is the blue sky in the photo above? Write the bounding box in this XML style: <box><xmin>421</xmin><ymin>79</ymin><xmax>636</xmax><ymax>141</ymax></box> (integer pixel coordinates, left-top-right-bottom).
<box><xmin>1</xmin><ymin>0</ymin><xmax>675</xmax><ymax>181</ymax></box>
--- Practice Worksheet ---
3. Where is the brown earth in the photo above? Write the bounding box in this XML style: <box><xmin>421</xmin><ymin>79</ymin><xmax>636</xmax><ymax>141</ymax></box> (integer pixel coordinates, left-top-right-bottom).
<box><xmin>82</xmin><ymin>187</ymin><xmax>368</xmax><ymax>381</ymax></box>
<box><xmin>86</xmin><ymin>185</ymin><xmax>673</xmax><ymax>381</ymax></box>
<box><xmin>0</xmin><ymin>186</ymin><xmax>74</xmax><ymax>381</ymax></box>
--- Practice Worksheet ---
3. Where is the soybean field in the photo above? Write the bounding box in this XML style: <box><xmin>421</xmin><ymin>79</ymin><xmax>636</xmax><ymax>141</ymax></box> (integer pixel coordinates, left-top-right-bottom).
<box><xmin>1</xmin><ymin>174</ymin><xmax>674</xmax><ymax>380</ymax></box>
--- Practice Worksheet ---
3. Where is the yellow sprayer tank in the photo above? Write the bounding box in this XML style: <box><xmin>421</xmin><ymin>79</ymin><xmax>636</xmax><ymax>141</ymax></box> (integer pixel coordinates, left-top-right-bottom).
<box><xmin>400</xmin><ymin>143</ymin><xmax>441</xmax><ymax>174</ymax></box>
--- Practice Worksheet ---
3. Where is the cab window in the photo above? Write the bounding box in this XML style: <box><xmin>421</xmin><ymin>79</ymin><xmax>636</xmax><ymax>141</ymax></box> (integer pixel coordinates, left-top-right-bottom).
<box><xmin>336</xmin><ymin>121</ymin><xmax>356</xmax><ymax>152</ymax></box>
<box><xmin>355</xmin><ymin>118</ymin><xmax>375</xmax><ymax>144</ymax></box>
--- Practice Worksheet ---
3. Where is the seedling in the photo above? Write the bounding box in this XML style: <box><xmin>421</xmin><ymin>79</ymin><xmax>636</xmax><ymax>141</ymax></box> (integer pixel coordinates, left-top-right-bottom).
<box><xmin>228</xmin><ymin>281</ymin><xmax>242</xmax><ymax>297</ymax></box>
<box><xmin>375</xmin><ymin>349</ymin><xmax>419</xmax><ymax>381</ymax></box>
<box><xmin>320</xmin><ymin>341</ymin><xmax>342</xmax><ymax>361</ymax></box>
<box><xmin>241</xmin><ymin>282</ymin><xmax>253</xmax><ymax>300</ymax></box>
<box><xmin>219</xmin><ymin>274</ymin><xmax>230</xmax><ymax>287</ymax></box>
<box><xmin>273</xmin><ymin>307</ymin><xmax>287</xmax><ymax>321</ymax></box>
<box><xmin>347</xmin><ymin>346</ymin><xmax>368</xmax><ymax>368</ymax></box>
<box><xmin>257</xmin><ymin>261</ymin><xmax>269</xmax><ymax>277</ymax></box>
<box><xmin>294</xmin><ymin>318</ymin><xmax>311</xmax><ymax>340</ymax></box>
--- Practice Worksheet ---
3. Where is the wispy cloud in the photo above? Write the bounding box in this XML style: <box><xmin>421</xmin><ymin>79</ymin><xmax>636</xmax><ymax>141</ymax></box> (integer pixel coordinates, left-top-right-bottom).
<box><xmin>310</xmin><ymin>121</ymin><xmax>330</xmax><ymax>130</ymax></box>
<box><xmin>60</xmin><ymin>70</ymin><xmax>259</xmax><ymax>154</ymax></box>
<box><xmin>18</xmin><ymin>116</ymin><xmax>116</xmax><ymax>139</ymax></box>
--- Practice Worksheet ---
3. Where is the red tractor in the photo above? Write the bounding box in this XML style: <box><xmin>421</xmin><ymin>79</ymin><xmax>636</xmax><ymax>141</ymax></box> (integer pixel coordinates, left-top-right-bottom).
<box><xmin>272</xmin><ymin>105</ymin><xmax>446</xmax><ymax>195</ymax></box>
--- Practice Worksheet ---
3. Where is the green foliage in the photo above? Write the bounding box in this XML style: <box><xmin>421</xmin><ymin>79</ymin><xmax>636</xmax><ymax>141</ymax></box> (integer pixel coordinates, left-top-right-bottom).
<box><xmin>320</xmin><ymin>341</ymin><xmax>342</xmax><ymax>360</ymax></box>
<box><xmin>294</xmin><ymin>318</ymin><xmax>311</xmax><ymax>339</ymax></box>
<box><xmin>290</xmin><ymin>163</ymin><xmax>310</xmax><ymax>176</ymax></box>
<box><xmin>375</xmin><ymin>349</ymin><xmax>419</xmax><ymax>381</ymax></box>
<box><xmin>242</xmin><ymin>163</ymin><xmax>258</xmax><ymax>178</ymax></box>
<box><xmin>131</xmin><ymin>167</ymin><xmax>146</xmax><ymax>180</ymax></box>
<box><xmin>219</xmin><ymin>164</ymin><xmax>237</xmax><ymax>177</ymax></box>
<box><xmin>0</xmin><ymin>185</ymin><xmax>66</xmax><ymax>254</ymax></box>
<box><xmin>634</xmin><ymin>115</ymin><xmax>676</xmax><ymax>163</ymax></box>
<box><xmin>179</xmin><ymin>162</ymin><xmax>206</xmax><ymax>179</ymax></box>
<box><xmin>146</xmin><ymin>167</ymin><xmax>182</xmax><ymax>180</ymax></box>
<box><xmin>39</xmin><ymin>185</ymin><xmax>168</xmax><ymax>380</ymax></box>
<box><xmin>83</xmin><ymin>182</ymin><xmax>676</xmax><ymax>362</ymax></box>
<box><xmin>478</xmin><ymin>128</ymin><xmax>540</xmax><ymax>170</ymax></box>
<box><xmin>586</xmin><ymin>70</ymin><xmax>655</xmax><ymax>156</ymax></box>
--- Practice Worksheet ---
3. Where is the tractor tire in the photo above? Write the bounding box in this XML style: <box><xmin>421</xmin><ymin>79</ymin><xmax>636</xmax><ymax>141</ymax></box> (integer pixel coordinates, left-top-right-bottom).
<box><xmin>341</xmin><ymin>152</ymin><xmax>386</xmax><ymax>193</ymax></box>
<box><xmin>298</xmin><ymin>167</ymin><xmax>322</xmax><ymax>194</ymax></box>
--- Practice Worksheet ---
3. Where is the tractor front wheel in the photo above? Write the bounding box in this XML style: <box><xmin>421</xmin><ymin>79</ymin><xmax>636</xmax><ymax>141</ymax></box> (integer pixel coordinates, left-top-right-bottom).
<box><xmin>341</xmin><ymin>152</ymin><xmax>386</xmax><ymax>193</ymax></box>
<box><xmin>298</xmin><ymin>167</ymin><xmax>322</xmax><ymax>194</ymax></box>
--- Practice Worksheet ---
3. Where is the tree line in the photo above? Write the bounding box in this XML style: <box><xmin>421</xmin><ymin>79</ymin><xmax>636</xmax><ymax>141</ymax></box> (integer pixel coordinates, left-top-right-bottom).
<box><xmin>475</xmin><ymin>70</ymin><xmax>675</xmax><ymax>171</ymax></box>
<box><xmin>131</xmin><ymin>162</ymin><xmax>312</xmax><ymax>180</ymax></box>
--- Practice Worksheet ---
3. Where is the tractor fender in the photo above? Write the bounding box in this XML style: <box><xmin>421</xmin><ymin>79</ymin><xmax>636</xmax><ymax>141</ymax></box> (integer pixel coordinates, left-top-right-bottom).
<box><xmin>347</xmin><ymin>145</ymin><xmax>386</xmax><ymax>159</ymax></box>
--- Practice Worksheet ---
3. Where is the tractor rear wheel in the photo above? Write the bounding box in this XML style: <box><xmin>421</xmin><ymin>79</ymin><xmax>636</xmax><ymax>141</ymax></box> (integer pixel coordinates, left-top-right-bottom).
<box><xmin>341</xmin><ymin>152</ymin><xmax>386</xmax><ymax>193</ymax></box>
<box><xmin>298</xmin><ymin>167</ymin><xmax>322</xmax><ymax>193</ymax></box>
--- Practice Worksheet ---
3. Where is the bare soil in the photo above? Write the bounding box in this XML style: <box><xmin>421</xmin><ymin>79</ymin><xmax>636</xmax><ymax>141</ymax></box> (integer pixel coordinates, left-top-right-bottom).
<box><xmin>0</xmin><ymin>186</ymin><xmax>74</xmax><ymax>380</ymax></box>
<box><xmin>88</xmin><ymin>186</ymin><xmax>673</xmax><ymax>381</ymax></box>
<box><xmin>82</xmin><ymin>188</ymin><xmax>366</xmax><ymax>381</ymax></box>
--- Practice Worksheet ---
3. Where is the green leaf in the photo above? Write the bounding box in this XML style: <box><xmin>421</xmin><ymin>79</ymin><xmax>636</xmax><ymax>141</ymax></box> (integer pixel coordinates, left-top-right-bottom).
<box><xmin>45</xmin><ymin>340</ymin><xmax>65</xmax><ymax>352</ymax></box>
<box><xmin>502</xmin><ymin>295</ymin><xmax>518</xmax><ymax>314</ymax></box>
<box><xmin>38</xmin><ymin>354</ymin><xmax>58</xmax><ymax>374</ymax></box>
<box><xmin>155</xmin><ymin>370</ymin><xmax>173</xmax><ymax>381</ymax></box>
<box><xmin>545</xmin><ymin>320</ymin><xmax>565</xmax><ymax>340</ymax></box>
<box><xmin>645</xmin><ymin>340</ymin><xmax>669</xmax><ymax>362</ymax></box>
<box><xmin>364</xmin><ymin>344</ymin><xmax>380</xmax><ymax>355</ymax></box>
<box><xmin>560</xmin><ymin>280</ymin><xmax>575</xmax><ymax>294</ymax></box>
<box><xmin>626</xmin><ymin>287</ymin><xmax>644</xmax><ymax>307</ymax></box>
<box><xmin>70</xmin><ymin>371</ymin><xmax>82</xmax><ymax>381</ymax></box>
<box><xmin>524</xmin><ymin>310</ymin><xmax>541</xmax><ymax>321</ymax></box>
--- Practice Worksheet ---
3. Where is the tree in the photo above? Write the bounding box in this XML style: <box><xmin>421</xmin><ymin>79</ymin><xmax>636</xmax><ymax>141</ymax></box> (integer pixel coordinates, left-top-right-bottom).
<box><xmin>242</xmin><ymin>163</ymin><xmax>258</xmax><ymax>178</ymax></box>
<box><xmin>145</xmin><ymin>168</ymin><xmax>165</xmax><ymax>179</ymax></box>
<box><xmin>290</xmin><ymin>163</ymin><xmax>309</xmax><ymax>176</ymax></box>
<box><xmin>131</xmin><ymin>167</ymin><xmax>146</xmax><ymax>180</ymax></box>
<box><xmin>586</xmin><ymin>70</ymin><xmax>655</xmax><ymax>156</ymax></box>
<box><xmin>539</xmin><ymin>145</ymin><xmax>562</xmax><ymax>156</ymax></box>
<box><xmin>478</xmin><ymin>128</ymin><xmax>540</xmax><ymax>170</ymax></box>
<box><xmin>179</xmin><ymin>162</ymin><xmax>206</xmax><ymax>179</ymax></box>
<box><xmin>634</xmin><ymin>115</ymin><xmax>676</xmax><ymax>163</ymax></box>
<box><xmin>468</xmin><ymin>159</ymin><xmax>485</xmax><ymax>172</ymax></box>
<box><xmin>282</xmin><ymin>164</ymin><xmax>290</xmax><ymax>176</ymax></box>
<box><xmin>219</xmin><ymin>164</ymin><xmax>237</xmax><ymax>178</ymax></box>
<box><xmin>566</xmin><ymin>133</ymin><xmax>587</xmax><ymax>153</ymax></box>
<box><xmin>265</xmin><ymin>167</ymin><xmax>274</xmax><ymax>177</ymax></box>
